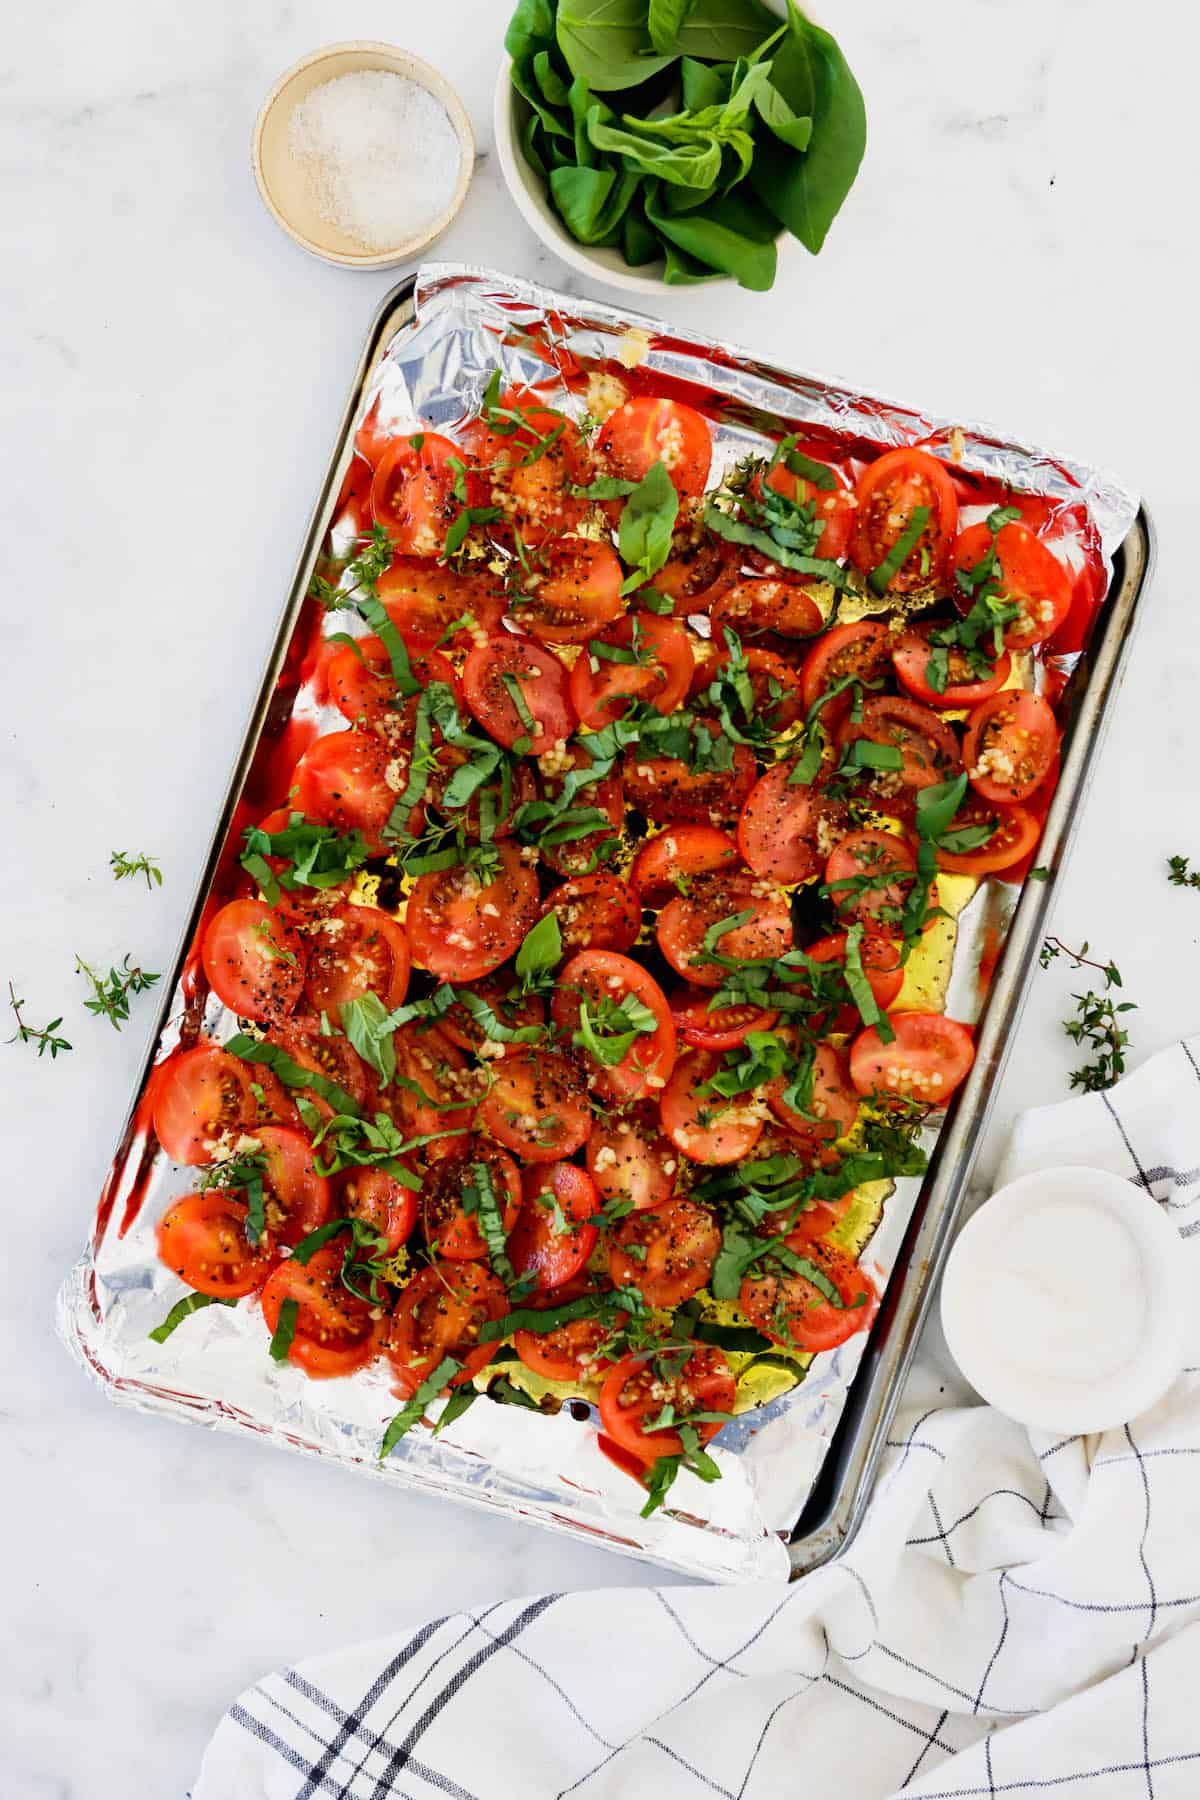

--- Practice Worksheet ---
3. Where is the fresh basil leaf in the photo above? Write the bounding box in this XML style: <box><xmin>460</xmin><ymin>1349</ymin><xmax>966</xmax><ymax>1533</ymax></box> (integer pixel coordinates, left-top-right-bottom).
<box><xmin>644</xmin><ymin>180</ymin><xmax>778</xmax><ymax>290</ymax></box>
<box><xmin>749</xmin><ymin>2</ymin><xmax>866</xmax><ymax>255</ymax></box>
<box><xmin>573</xmin><ymin>993</ymin><xmax>658</xmax><ymax>1067</ymax></box>
<box><xmin>148</xmin><ymin>1292</ymin><xmax>236</xmax><ymax>1345</ymax></box>
<box><xmin>843</xmin><ymin>923</ymin><xmax>894</xmax><ymax>1042</ymax></box>
<box><xmin>380</xmin><ymin>1356</ymin><xmax>463</xmax><ymax>1458</ymax></box>
<box><xmin>505</xmin><ymin>0</ymin><xmax>556</xmax><ymax>62</ymax></box>
<box><xmin>939</xmin><ymin>821</ymin><xmax>998</xmax><ymax>854</ymax></box>
<box><xmin>673</xmin><ymin>0</ymin><xmax>780</xmax><ymax>60</ymax></box>
<box><xmin>515</xmin><ymin>910</ymin><xmax>563</xmax><ymax>981</ymax></box>
<box><xmin>555</xmin><ymin>0</ymin><xmax>678</xmax><ymax>91</ymax></box>
<box><xmin>225</xmin><ymin>1034</ymin><xmax>364</xmax><ymax>1119</ymax></box>
<box><xmin>915</xmin><ymin>773</ymin><xmax>969</xmax><ymax>844</ymax></box>
<box><xmin>268</xmin><ymin>1297</ymin><xmax>299</xmax><ymax>1363</ymax></box>
<box><xmin>618</xmin><ymin>460</ymin><xmax>679</xmax><ymax>591</ymax></box>
<box><xmin>648</xmin><ymin>0</ymin><xmax>694</xmax><ymax>53</ymax></box>
<box><xmin>461</xmin><ymin>1160</ymin><xmax>516</xmax><ymax>1286</ymax></box>
<box><xmin>679</xmin><ymin>55</ymin><xmax>730</xmax><ymax>110</ymax></box>
<box><xmin>340</xmin><ymin>993</ymin><xmax>402</xmax><ymax>1086</ymax></box>
<box><xmin>754</xmin><ymin>77</ymin><xmax>812</xmax><ymax>150</ymax></box>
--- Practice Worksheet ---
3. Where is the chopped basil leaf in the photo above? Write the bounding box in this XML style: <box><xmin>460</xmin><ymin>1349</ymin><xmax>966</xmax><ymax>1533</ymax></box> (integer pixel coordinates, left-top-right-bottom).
<box><xmin>380</xmin><ymin>1355</ymin><xmax>463</xmax><ymax>1458</ymax></box>
<box><xmin>868</xmin><ymin>504</ymin><xmax>931</xmax><ymax>595</ymax></box>
<box><xmin>225</xmin><ymin>1034</ymin><xmax>363</xmax><ymax>1119</ymax></box>
<box><xmin>268</xmin><ymin>1297</ymin><xmax>299</xmax><ymax>1362</ymax></box>
<box><xmin>148</xmin><ymin>1292</ymin><xmax>236</xmax><ymax>1344</ymax></box>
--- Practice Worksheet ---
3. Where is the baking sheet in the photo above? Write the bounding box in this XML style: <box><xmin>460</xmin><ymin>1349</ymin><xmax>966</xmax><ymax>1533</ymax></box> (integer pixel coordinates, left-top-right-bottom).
<box><xmin>58</xmin><ymin>264</ymin><xmax>1140</xmax><ymax>1583</ymax></box>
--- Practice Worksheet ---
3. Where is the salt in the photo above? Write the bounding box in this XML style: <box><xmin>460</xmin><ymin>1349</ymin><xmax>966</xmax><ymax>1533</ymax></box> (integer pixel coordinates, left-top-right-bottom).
<box><xmin>288</xmin><ymin>70</ymin><xmax>461</xmax><ymax>253</ymax></box>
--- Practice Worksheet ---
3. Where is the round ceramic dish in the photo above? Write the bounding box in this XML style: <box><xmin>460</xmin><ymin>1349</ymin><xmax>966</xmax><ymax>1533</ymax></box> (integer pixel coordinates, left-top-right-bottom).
<box><xmin>940</xmin><ymin>1165</ymin><xmax>1191</xmax><ymax>1435</ymax></box>
<box><xmin>253</xmin><ymin>42</ymin><xmax>474</xmax><ymax>270</ymax></box>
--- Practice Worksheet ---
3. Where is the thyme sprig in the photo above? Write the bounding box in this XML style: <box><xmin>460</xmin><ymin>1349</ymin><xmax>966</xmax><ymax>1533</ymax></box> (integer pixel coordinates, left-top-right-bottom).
<box><xmin>6</xmin><ymin>982</ymin><xmax>72</xmax><ymax>1059</ymax></box>
<box><xmin>75</xmin><ymin>955</ymin><xmax>160</xmax><ymax>1030</ymax></box>
<box><xmin>110</xmin><ymin>850</ymin><xmax>163</xmax><ymax>888</ymax></box>
<box><xmin>1039</xmin><ymin>938</ymin><xmax>1136</xmax><ymax>1091</ymax></box>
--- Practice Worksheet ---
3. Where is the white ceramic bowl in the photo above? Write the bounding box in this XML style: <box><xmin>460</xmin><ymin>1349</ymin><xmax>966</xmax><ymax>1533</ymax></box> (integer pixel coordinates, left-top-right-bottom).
<box><xmin>254</xmin><ymin>42</ymin><xmax>475</xmax><ymax>270</ymax></box>
<box><xmin>940</xmin><ymin>1166</ymin><xmax>1192</xmax><ymax>1436</ymax></box>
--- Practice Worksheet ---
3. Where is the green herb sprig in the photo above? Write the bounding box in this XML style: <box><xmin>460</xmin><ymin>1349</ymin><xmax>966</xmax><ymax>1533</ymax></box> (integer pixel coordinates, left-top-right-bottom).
<box><xmin>1039</xmin><ymin>937</ymin><xmax>1137</xmax><ymax>1091</ymax></box>
<box><xmin>6</xmin><ymin>982</ymin><xmax>72</xmax><ymax>1059</ymax></box>
<box><xmin>75</xmin><ymin>955</ymin><xmax>160</xmax><ymax>1030</ymax></box>
<box><xmin>110</xmin><ymin>850</ymin><xmax>163</xmax><ymax>888</ymax></box>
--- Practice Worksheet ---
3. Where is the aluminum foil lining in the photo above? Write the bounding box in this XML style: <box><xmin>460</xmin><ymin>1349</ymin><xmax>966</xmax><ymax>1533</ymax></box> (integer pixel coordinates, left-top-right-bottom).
<box><xmin>57</xmin><ymin>264</ymin><xmax>1140</xmax><ymax>1586</ymax></box>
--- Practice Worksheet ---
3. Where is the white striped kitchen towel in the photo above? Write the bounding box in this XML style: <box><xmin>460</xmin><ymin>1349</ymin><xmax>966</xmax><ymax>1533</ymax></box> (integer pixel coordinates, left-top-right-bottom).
<box><xmin>193</xmin><ymin>1036</ymin><xmax>1200</xmax><ymax>1800</ymax></box>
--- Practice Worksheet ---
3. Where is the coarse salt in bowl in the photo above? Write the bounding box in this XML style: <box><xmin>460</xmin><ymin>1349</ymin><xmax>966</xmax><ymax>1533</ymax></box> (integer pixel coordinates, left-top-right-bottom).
<box><xmin>253</xmin><ymin>43</ymin><xmax>474</xmax><ymax>269</ymax></box>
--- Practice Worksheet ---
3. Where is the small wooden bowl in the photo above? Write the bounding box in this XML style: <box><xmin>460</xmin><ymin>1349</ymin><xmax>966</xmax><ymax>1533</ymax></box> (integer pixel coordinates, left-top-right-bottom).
<box><xmin>252</xmin><ymin>41</ymin><xmax>474</xmax><ymax>270</ymax></box>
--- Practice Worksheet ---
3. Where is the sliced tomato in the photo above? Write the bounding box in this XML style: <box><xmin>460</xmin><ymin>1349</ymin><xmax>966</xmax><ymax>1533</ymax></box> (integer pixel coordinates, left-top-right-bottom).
<box><xmin>849</xmin><ymin>1011</ymin><xmax>975</xmax><ymax>1105</ymax></box>
<box><xmin>963</xmin><ymin>689</ymin><xmax>1058</xmax><ymax>805</ymax></box>
<box><xmin>156</xmin><ymin>1191</ymin><xmax>275</xmax><ymax>1298</ymax></box>
<box><xmin>653</xmin><ymin>500</ymin><xmax>734</xmax><ymax>613</ymax></box>
<box><xmin>266</xmin><ymin>1019</ymin><xmax>371</xmax><ymax>1121</ymax></box>
<box><xmin>461</xmin><ymin>635</ymin><xmax>575</xmax><ymax>754</ymax></box>
<box><xmin>799</xmin><ymin>619</ymin><xmax>893</xmax><ymax>726</ymax></box>
<box><xmin>765</xmin><ymin>1040</ymin><xmax>859</xmax><ymax>1144</ymax></box>
<box><xmin>405</xmin><ymin>844</ymin><xmax>541</xmax><ymax>982</ymax></box>
<box><xmin>508</xmin><ymin>1162</ymin><xmax>600</xmax><ymax>1292</ymax></box>
<box><xmin>542</xmin><ymin>873</ymin><xmax>642</xmax><ymax>954</ymax></box>
<box><xmin>569</xmin><ymin>613</ymin><xmax>694</xmax><ymax>728</ymax></box>
<box><xmin>201</xmin><ymin>898</ymin><xmax>305</xmax><ymax>1024</ymax></box>
<box><xmin>710</xmin><ymin>579</ymin><xmax>824</xmax><ymax>640</ymax></box>
<box><xmin>660</xmin><ymin>1048</ymin><xmax>764</xmax><ymax>1164</ymax></box>
<box><xmin>551</xmin><ymin>950</ymin><xmax>676</xmax><ymax>1102</ymax></box>
<box><xmin>737</xmin><ymin>762</ymin><xmax>838</xmax><ymax>885</ymax></box>
<box><xmin>656</xmin><ymin>873</ymin><xmax>792</xmax><ymax>990</ymax></box>
<box><xmin>436</xmin><ymin>974</ymin><xmax>545</xmax><ymax>1054</ymax></box>
<box><xmin>891</xmin><ymin>621</ymin><xmax>1012</xmax><ymax>708</ymax></box>
<box><xmin>478</xmin><ymin>1049</ymin><xmax>592</xmax><ymax>1162</ymax></box>
<box><xmin>839</xmin><ymin>697</ymin><xmax>961</xmax><ymax>792</ymax></box>
<box><xmin>254</xmin><ymin>1124</ymin><xmax>330</xmax><ymax>1246</ymax></box>
<box><xmin>384</xmin><ymin>1023</ymin><xmax>478</xmax><ymax>1139</ymax></box>
<box><xmin>802</xmin><ymin>932</ymin><xmax>903</xmax><ymax>1032</ymax></box>
<box><xmin>759</xmin><ymin>452</ymin><xmax>855</xmax><ymax>560</ymax></box>
<box><xmin>386</xmin><ymin>1263</ymin><xmax>508</xmax><ymax>1397</ymax></box>
<box><xmin>954</xmin><ymin>520</ymin><xmax>1072</xmax><ymax>651</ymax></box>
<box><xmin>292</xmin><ymin>729</ymin><xmax>399</xmax><ymax>855</ymax></box>
<box><xmin>670</xmin><ymin>986</ymin><xmax>779</xmax><ymax>1051</ymax></box>
<box><xmin>608</xmin><ymin>1197</ymin><xmax>720</xmax><ymax>1308</ymax></box>
<box><xmin>935</xmin><ymin>797</ymin><xmax>1040</xmax><ymax>876</ymax></box>
<box><xmin>623</xmin><ymin>743</ymin><xmax>756</xmax><ymax>829</ymax></box>
<box><xmin>326</xmin><ymin>633</ymin><xmax>458</xmax><ymax>743</ymax></box>
<box><xmin>824</xmin><ymin>830</ymin><xmax>917</xmax><ymax>929</ymax></box>
<box><xmin>261</xmin><ymin>1242</ymin><xmax>386</xmax><ymax>1379</ymax></box>
<box><xmin>598</xmin><ymin>1345</ymin><xmax>734</xmax><ymax>1467</ymax></box>
<box><xmin>302</xmin><ymin>904</ymin><xmax>410</xmax><ymax>1015</ymax></box>
<box><xmin>377</xmin><ymin>558</ymin><xmax>505</xmax><ymax>639</ymax></box>
<box><xmin>152</xmin><ymin>1043</ymin><xmax>294</xmax><ymax>1166</ymax></box>
<box><xmin>586</xmin><ymin>1102</ymin><xmax>679</xmax><ymax>1213</ymax></box>
<box><xmin>514</xmin><ymin>1282</ymin><xmax>620</xmax><ymax>1382</ymax></box>
<box><xmin>419</xmin><ymin>1136</ymin><xmax>522</xmax><ymax>1260</ymax></box>
<box><xmin>697</xmin><ymin>641</ymin><xmax>804</xmax><ymax>731</ymax></box>
<box><xmin>740</xmin><ymin>1240</ymin><xmax>874</xmax><ymax>1353</ymax></box>
<box><xmin>370</xmin><ymin>431</ymin><xmax>482</xmax><ymax>559</ymax></box>
<box><xmin>628</xmin><ymin>824</ymin><xmax>741</xmax><ymax>905</ymax></box>
<box><xmin>464</xmin><ymin>389</ymin><xmax>592</xmax><ymax>546</ymax></box>
<box><xmin>596</xmin><ymin>396</ymin><xmax>712</xmax><ymax>497</ymax></box>
<box><xmin>340</xmin><ymin>1167</ymin><xmax>417</xmax><ymax>1255</ymax></box>
<box><xmin>850</xmin><ymin>448</ymin><xmax>958</xmax><ymax>594</ymax></box>
<box><xmin>537</xmin><ymin>745</ymin><xmax>626</xmax><ymax>877</ymax></box>
<box><xmin>507</xmin><ymin>539</ymin><xmax>624</xmax><ymax>644</ymax></box>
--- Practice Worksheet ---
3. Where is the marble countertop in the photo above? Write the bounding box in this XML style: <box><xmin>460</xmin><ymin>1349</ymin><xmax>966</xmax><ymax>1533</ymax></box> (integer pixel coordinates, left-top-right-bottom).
<box><xmin>2</xmin><ymin>0</ymin><xmax>1195</xmax><ymax>1791</ymax></box>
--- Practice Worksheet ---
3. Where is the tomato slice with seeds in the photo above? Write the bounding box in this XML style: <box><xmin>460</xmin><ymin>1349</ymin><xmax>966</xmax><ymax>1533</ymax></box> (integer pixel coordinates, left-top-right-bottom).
<box><xmin>596</xmin><ymin>396</ymin><xmax>712</xmax><ymax>498</ymax></box>
<box><xmin>302</xmin><ymin>904</ymin><xmax>410</xmax><ymax>1015</ymax></box>
<box><xmin>261</xmin><ymin>1242</ymin><xmax>386</xmax><ymax>1379</ymax></box>
<box><xmin>598</xmin><ymin>1345</ymin><xmax>734</xmax><ymax>1467</ymax></box>
<box><xmin>156</xmin><ymin>1191</ymin><xmax>275</xmax><ymax>1298</ymax></box>
<box><xmin>799</xmin><ymin>619</ymin><xmax>893</xmax><ymax>725</ymax></box>
<box><xmin>551</xmin><ymin>950</ymin><xmax>676</xmax><ymax>1103</ymax></box>
<box><xmin>542</xmin><ymin>872</ymin><xmax>642</xmax><ymax>954</ymax></box>
<box><xmin>506</xmin><ymin>539</ymin><xmax>624</xmax><ymax>644</ymax></box>
<box><xmin>710</xmin><ymin>579</ymin><xmax>824</xmax><ymax>640</ymax></box>
<box><xmin>370</xmin><ymin>431</ymin><xmax>482</xmax><ymax>559</ymax></box>
<box><xmin>659</xmin><ymin>1048</ymin><xmax>765</xmax><ymax>1165</ymax></box>
<box><xmin>764</xmin><ymin>1040</ymin><xmax>860</xmax><ymax>1145</ymax></box>
<box><xmin>670</xmin><ymin>986</ymin><xmax>779</xmax><ymax>1051</ymax></box>
<box><xmin>387</xmin><ymin>1263</ymin><xmax>508</xmax><ymax>1397</ymax></box>
<box><xmin>254</xmin><ymin>1124</ymin><xmax>331</xmax><ymax>1245</ymax></box>
<box><xmin>653</xmin><ymin>500</ymin><xmax>734</xmax><ymax>613</ymax></box>
<box><xmin>740</xmin><ymin>1241</ymin><xmax>875</xmax><ymax>1354</ymax></box>
<box><xmin>656</xmin><ymin>873</ymin><xmax>792</xmax><ymax>991</ymax></box>
<box><xmin>405</xmin><ymin>844</ymin><xmax>541</xmax><ymax>982</ymax></box>
<box><xmin>152</xmin><ymin>1043</ymin><xmax>295</xmax><ymax>1166</ymax></box>
<box><xmin>628</xmin><ymin>825</ymin><xmax>741</xmax><ymax>906</ymax></box>
<box><xmin>461</xmin><ymin>635</ymin><xmax>575</xmax><ymax>754</ymax></box>
<box><xmin>419</xmin><ymin>1135</ymin><xmax>522</xmax><ymax>1261</ymax></box>
<box><xmin>623</xmin><ymin>742</ymin><xmax>757</xmax><ymax>828</ymax></box>
<box><xmin>508</xmin><ymin>1162</ymin><xmax>600</xmax><ymax>1292</ymax></box>
<box><xmin>326</xmin><ymin>633</ymin><xmax>458</xmax><ymax>742</ymax></box>
<box><xmin>340</xmin><ymin>1167</ymin><xmax>417</xmax><ymax>1255</ymax></box>
<box><xmin>850</xmin><ymin>448</ymin><xmax>959</xmax><ymax>594</ymax></box>
<box><xmin>201</xmin><ymin>898</ymin><xmax>305</xmax><ymax>1024</ymax></box>
<box><xmin>934</xmin><ymin>796</ymin><xmax>1040</xmax><ymax>877</ymax></box>
<box><xmin>963</xmin><ymin>689</ymin><xmax>1058</xmax><ymax>805</ymax></box>
<box><xmin>463</xmin><ymin>389</ymin><xmax>592</xmax><ymax>547</ymax></box>
<box><xmin>377</xmin><ymin>558</ymin><xmax>505</xmax><ymax>639</ymax></box>
<box><xmin>436</xmin><ymin>973</ymin><xmax>545</xmax><ymax>1053</ymax></box>
<box><xmin>382</xmin><ymin>1023</ymin><xmax>478</xmax><ymax>1139</ymax></box>
<box><xmin>954</xmin><ymin>520</ymin><xmax>1072</xmax><ymax>651</ymax></box>
<box><xmin>849</xmin><ymin>1011</ymin><xmax>975</xmax><ymax>1105</ymax></box>
<box><xmin>292</xmin><ymin>729</ymin><xmax>400</xmax><ymax>855</ymax></box>
<box><xmin>608</xmin><ymin>1197</ymin><xmax>721</xmax><ymax>1309</ymax></box>
<box><xmin>737</xmin><ymin>761</ymin><xmax>838</xmax><ymax>885</ymax></box>
<box><xmin>586</xmin><ymin>1102</ymin><xmax>679</xmax><ymax>1213</ymax></box>
<box><xmin>478</xmin><ymin>1048</ymin><xmax>592</xmax><ymax>1162</ymax></box>
<box><xmin>891</xmin><ymin>621</ymin><xmax>1012</xmax><ymax>709</ymax></box>
<box><xmin>757</xmin><ymin>453</ymin><xmax>855</xmax><ymax>560</ymax></box>
<box><xmin>568</xmin><ymin>613</ymin><xmax>695</xmax><ymax>728</ymax></box>
<box><xmin>823</xmin><ymin>829</ymin><xmax>917</xmax><ymax>930</ymax></box>
<box><xmin>266</xmin><ymin>1018</ymin><xmax>371</xmax><ymax>1121</ymax></box>
<box><xmin>514</xmin><ymin>1281</ymin><xmax>620</xmax><ymax>1383</ymax></box>
<box><xmin>838</xmin><ymin>696</ymin><xmax>961</xmax><ymax>792</ymax></box>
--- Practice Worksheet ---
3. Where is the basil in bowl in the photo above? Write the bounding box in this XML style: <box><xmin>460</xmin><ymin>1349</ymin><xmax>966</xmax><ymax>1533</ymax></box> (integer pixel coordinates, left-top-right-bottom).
<box><xmin>494</xmin><ymin>0</ymin><xmax>866</xmax><ymax>294</ymax></box>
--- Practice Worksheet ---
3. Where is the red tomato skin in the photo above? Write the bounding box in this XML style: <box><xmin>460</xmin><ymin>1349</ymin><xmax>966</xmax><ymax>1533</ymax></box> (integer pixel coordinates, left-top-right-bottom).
<box><xmin>628</xmin><ymin>826</ymin><xmax>740</xmax><ymax>906</ymax></box>
<box><xmin>302</xmin><ymin>904</ymin><xmax>410</xmax><ymax>1015</ymax></box>
<box><xmin>370</xmin><ymin>431</ymin><xmax>480</xmax><ymax>559</ymax></box>
<box><xmin>737</xmin><ymin>762</ymin><xmax>825</xmax><ymax>885</ymax></box>
<box><xmin>760</xmin><ymin>454</ymin><xmax>855</xmax><ymax>560</ymax></box>
<box><xmin>377</xmin><ymin>559</ymin><xmax>505</xmax><ymax>640</ymax></box>
<box><xmin>261</xmin><ymin>1243</ymin><xmax>387</xmax><ymax>1379</ymax></box>
<box><xmin>420</xmin><ymin>1137</ymin><xmax>522</xmax><ymax>1260</ymax></box>
<box><xmin>849</xmin><ymin>1011</ymin><xmax>975</xmax><ymax>1105</ymax></box>
<box><xmin>386</xmin><ymin>1262</ymin><xmax>507</xmax><ymax>1395</ymax></box>
<box><xmin>849</xmin><ymin>448</ymin><xmax>958</xmax><ymax>593</ymax></box>
<box><xmin>659</xmin><ymin>1049</ymin><xmax>764</xmax><ymax>1165</ymax></box>
<box><xmin>156</xmin><ymin>1191</ymin><xmax>276</xmax><ymax>1298</ymax></box>
<box><xmin>803</xmin><ymin>933</ymin><xmax>903</xmax><ymax>1031</ymax></box>
<box><xmin>596</xmin><ymin>397</ymin><xmax>712</xmax><ymax>497</ymax></box>
<box><xmin>464</xmin><ymin>391</ymin><xmax>592</xmax><ymax>547</ymax></box>
<box><xmin>607</xmin><ymin>1198</ymin><xmax>721</xmax><ymax>1309</ymax></box>
<box><xmin>598</xmin><ymin>1345</ymin><xmax>734</xmax><ymax>1466</ymax></box>
<box><xmin>405</xmin><ymin>845</ymin><xmax>541</xmax><ymax>983</ymax></box>
<box><xmin>740</xmin><ymin>1242</ymin><xmax>876</xmax><ymax>1354</ymax></box>
<box><xmin>201</xmin><ymin>898</ymin><xmax>305</xmax><ymax>1025</ymax></box>
<box><xmin>800</xmin><ymin>620</ymin><xmax>892</xmax><ymax>724</ymax></box>
<box><xmin>152</xmin><ymin>1044</ymin><xmax>269</xmax><ymax>1166</ymax></box>
<box><xmin>586</xmin><ymin>1104</ymin><xmax>679</xmax><ymax>1212</ymax></box>
<box><xmin>461</xmin><ymin>636</ymin><xmax>576</xmax><ymax>753</ymax></box>
<box><xmin>838</xmin><ymin>696</ymin><xmax>961</xmax><ymax>792</ymax></box>
<box><xmin>541</xmin><ymin>874</ymin><xmax>642</xmax><ymax>954</ymax></box>
<box><xmin>963</xmin><ymin>690</ymin><xmax>1059</xmax><ymax>805</ymax></box>
<box><xmin>255</xmin><ymin>1124</ymin><xmax>331</xmax><ymax>1246</ymax></box>
<box><xmin>623</xmin><ymin>744</ymin><xmax>756</xmax><ymax>829</ymax></box>
<box><xmin>824</xmin><ymin>830</ymin><xmax>917</xmax><ymax>929</ymax></box>
<box><xmin>670</xmin><ymin>986</ymin><xmax>780</xmax><ymax>1051</ymax></box>
<box><xmin>340</xmin><ymin>1167</ymin><xmax>417</xmax><ymax>1255</ymax></box>
<box><xmin>507</xmin><ymin>539</ymin><xmax>625</xmax><ymax>644</ymax></box>
<box><xmin>953</xmin><ymin>521</ymin><xmax>1072</xmax><ymax>650</ymax></box>
<box><xmin>935</xmin><ymin>802</ymin><xmax>1040</xmax><ymax>876</ymax></box>
<box><xmin>508</xmin><ymin>1162</ymin><xmax>600</xmax><ymax>1291</ymax></box>
<box><xmin>656</xmin><ymin>875</ymin><xmax>792</xmax><ymax>991</ymax></box>
<box><xmin>478</xmin><ymin>1050</ymin><xmax>592</xmax><ymax>1162</ymax></box>
<box><xmin>267</xmin><ymin>1019</ymin><xmax>371</xmax><ymax>1122</ymax></box>
<box><xmin>551</xmin><ymin>950</ymin><xmax>676</xmax><ymax>1103</ymax></box>
<box><xmin>765</xmin><ymin>1040</ymin><xmax>859</xmax><ymax>1144</ymax></box>
<box><xmin>568</xmin><ymin>614</ymin><xmax>694</xmax><ymax>728</ymax></box>
<box><xmin>292</xmin><ymin>729</ymin><xmax>398</xmax><ymax>855</ymax></box>
<box><xmin>891</xmin><ymin>622</ymin><xmax>1012</xmax><ymax>708</ymax></box>
<box><xmin>710</xmin><ymin>579</ymin><xmax>824</xmax><ymax>641</ymax></box>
